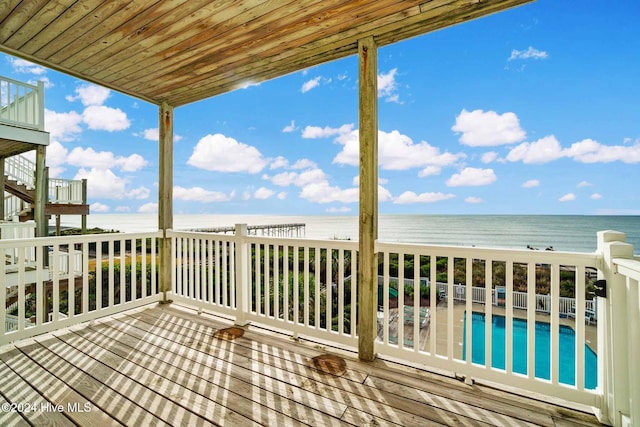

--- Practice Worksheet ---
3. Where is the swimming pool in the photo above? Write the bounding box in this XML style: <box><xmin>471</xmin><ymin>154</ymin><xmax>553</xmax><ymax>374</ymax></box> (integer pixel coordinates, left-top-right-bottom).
<box><xmin>463</xmin><ymin>312</ymin><xmax>597</xmax><ymax>389</ymax></box>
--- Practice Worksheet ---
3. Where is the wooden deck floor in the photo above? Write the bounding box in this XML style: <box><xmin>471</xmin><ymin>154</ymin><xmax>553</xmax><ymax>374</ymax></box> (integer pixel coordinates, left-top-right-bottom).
<box><xmin>0</xmin><ymin>304</ymin><xmax>602</xmax><ymax>426</ymax></box>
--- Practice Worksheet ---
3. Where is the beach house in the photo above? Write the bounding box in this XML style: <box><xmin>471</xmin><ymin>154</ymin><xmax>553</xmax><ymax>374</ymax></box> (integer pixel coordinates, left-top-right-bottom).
<box><xmin>1</xmin><ymin>2</ymin><xmax>638</xmax><ymax>426</ymax></box>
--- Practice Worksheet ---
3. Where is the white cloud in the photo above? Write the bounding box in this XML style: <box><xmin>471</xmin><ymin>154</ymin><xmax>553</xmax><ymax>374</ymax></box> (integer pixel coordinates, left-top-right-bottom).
<box><xmin>566</xmin><ymin>138</ymin><xmax>640</xmax><ymax>163</ymax></box>
<box><xmin>333</xmin><ymin>129</ymin><xmax>465</xmax><ymax>171</ymax></box>
<box><xmin>270</xmin><ymin>168</ymin><xmax>327</xmax><ymax>187</ymax></box>
<box><xmin>9</xmin><ymin>58</ymin><xmax>46</xmax><ymax>75</ymax></box>
<box><xmin>394</xmin><ymin>191</ymin><xmax>455</xmax><ymax>204</ymax></box>
<box><xmin>326</xmin><ymin>207</ymin><xmax>351</xmax><ymax>213</ymax></box>
<box><xmin>465</xmin><ymin>197</ymin><xmax>484</xmax><ymax>204</ymax></box>
<box><xmin>136</xmin><ymin>127</ymin><xmax>182</xmax><ymax>142</ymax></box>
<box><xmin>67</xmin><ymin>84</ymin><xmax>110</xmax><ymax>106</ymax></box>
<box><xmin>254</xmin><ymin>187</ymin><xmax>275</xmax><ymax>199</ymax></box>
<box><xmin>277</xmin><ymin>192</ymin><xmax>287</xmax><ymax>200</ymax></box>
<box><xmin>590</xmin><ymin>193</ymin><xmax>602</xmax><ymax>200</ymax></box>
<box><xmin>82</xmin><ymin>105</ymin><xmax>130</xmax><ymax>131</ymax></box>
<box><xmin>138</xmin><ymin>203</ymin><xmax>158</xmax><ymax>213</ymax></box>
<box><xmin>188</xmin><ymin>134</ymin><xmax>267</xmax><ymax>173</ymax></box>
<box><xmin>174</xmin><ymin>186</ymin><xmax>231</xmax><ymax>202</ymax></box>
<box><xmin>242</xmin><ymin>191</ymin><xmax>251</xmax><ymax>200</ymax></box>
<box><xmin>115</xmin><ymin>206</ymin><xmax>131</xmax><ymax>212</ymax></box>
<box><xmin>481</xmin><ymin>152</ymin><xmax>499</xmax><ymax>164</ymax></box>
<box><xmin>299</xmin><ymin>182</ymin><xmax>359</xmax><ymax>203</ymax></box>
<box><xmin>67</xmin><ymin>147</ymin><xmax>148</xmax><ymax>172</ymax></box>
<box><xmin>291</xmin><ymin>159</ymin><xmax>316</xmax><ymax>169</ymax></box>
<box><xmin>508</xmin><ymin>46</ymin><xmax>548</xmax><ymax>61</ymax></box>
<box><xmin>141</xmin><ymin>128</ymin><xmax>159</xmax><ymax>141</ymax></box>
<box><xmin>302</xmin><ymin>124</ymin><xmax>354</xmax><ymax>139</ymax></box>
<box><xmin>126</xmin><ymin>186</ymin><xmax>150</xmax><ymax>200</ymax></box>
<box><xmin>90</xmin><ymin>202</ymin><xmax>110</xmax><ymax>213</ymax></box>
<box><xmin>452</xmin><ymin>109</ymin><xmax>526</xmax><ymax>147</ymax></box>
<box><xmin>577</xmin><ymin>180</ymin><xmax>592</xmax><ymax>188</ymax></box>
<box><xmin>446</xmin><ymin>167</ymin><xmax>497</xmax><ymax>187</ymax></box>
<box><xmin>559</xmin><ymin>193</ymin><xmax>576</xmax><ymax>202</ymax></box>
<box><xmin>522</xmin><ymin>179</ymin><xmax>540</xmax><ymax>188</ymax></box>
<box><xmin>418</xmin><ymin>166</ymin><xmax>441</xmax><ymax>178</ymax></box>
<box><xmin>73</xmin><ymin>168</ymin><xmax>149</xmax><ymax>200</ymax></box>
<box><xmin>269</xmin><ymin>156</ymin><xmax>289</xmax><ymax>169</ymax></box>
<box><xmin>506</xmin><ymin>135</ymin><xmax>564</xmax><ymax>164</ymax></box>
<box><xmin>45</xmin><ymin>109</ymin><xmax>83</xmax><ymax>141</ymax></box>
<box><xmin>46</xmin><ymin>141</ymin><xmax>69</xmax><ymax>176</ymax></box>
<box><xmin>282</xmin><ymin>120</ymin><xmax>297</xmax><ymax>133</ymax></box>
<box><xmin>301</xmin><ymin>77</ymin><xmax>321</xmax><ymax>93</ymax></box>
<box><xmin>378</xmin><ymin>68</ymin><xmax>400</xmax><ymax>103</ymax></box>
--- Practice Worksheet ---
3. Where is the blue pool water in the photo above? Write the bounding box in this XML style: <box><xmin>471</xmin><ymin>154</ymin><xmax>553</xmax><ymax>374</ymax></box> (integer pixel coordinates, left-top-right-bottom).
<box><xmin>463</xmin><ymin>312</ymin><xmax>597</xmax><ymax>389</ymax></box>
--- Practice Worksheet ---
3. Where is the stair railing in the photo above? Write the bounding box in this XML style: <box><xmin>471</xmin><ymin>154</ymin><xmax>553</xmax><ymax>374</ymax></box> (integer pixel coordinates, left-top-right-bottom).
<box><xmin>5</xmin><ymin>154</ymin><xmax>35</xmax><ymax>189</ymax></box>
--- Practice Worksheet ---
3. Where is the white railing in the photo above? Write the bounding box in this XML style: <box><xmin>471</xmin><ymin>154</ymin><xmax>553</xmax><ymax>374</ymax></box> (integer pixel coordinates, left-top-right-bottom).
<box><xmin>48</xmin><ymin>177</ymin><xmax>84</xmax><ymax>204</ymax></box>
<box><xmin>4</xmin><ymin>154</ymin><xmax>36</xmax><ymax>189</ymax></box>
<box><xmin>168</xmin><ymin>226</ymin><xmax>607</xmax><ymax>411</ymax></box>
<box><xmin>2</xmin><ymin>226</ymin><xmax>636</xmax><ymax>426</ymax></box>
<box><xmin>434</xmin><ymin>282</ymin><xmax>596</xmax><ymax>319</ymax></box>
<box><xmin>0</xmin><ymin>76</ymin><xmax>44</xmax><ymax>131</ymax></box>
<box><xmin>598</xmin><ymin>231</ymin><xmax>640</xmax><ymax>427</ymax></box>
<box><xmin>4</xmin><ymin>194</ymin><xmax>29</xmax><ymax>220</ymax></box>
<box><xmin>3</xmin><ymin>155</ymin><xmax>86</xmax><ymax>215</ymax></box>
<box><xmin>1</xmin><ymin>232</ymin><xmax>160</xmax><ymax>345</ymax></box>
<box><xmin>169</xmin><ymin>227</ymin><xmax>360</xmax><ymax>348</ymax></box>
<box><xmin>374</xmin><ymin>242</ymin><xmax>601</xmax><ymax>409</ymax></box>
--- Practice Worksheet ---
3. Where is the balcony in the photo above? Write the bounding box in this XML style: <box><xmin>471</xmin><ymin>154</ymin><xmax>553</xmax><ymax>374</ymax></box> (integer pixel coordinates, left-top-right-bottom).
<box><xmin>2</xmin><ymin>227</ymin><xmax>638</xmax><ymax>425</ymax></box>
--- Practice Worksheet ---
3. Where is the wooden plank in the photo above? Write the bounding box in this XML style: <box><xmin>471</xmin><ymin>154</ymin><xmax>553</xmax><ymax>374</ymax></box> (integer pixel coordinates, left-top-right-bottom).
<box><xmin>164</xmin><ymin>0</ymin><xmax>531</xmax><ymax>106</ymax></box>
<box><xmin>3</xmin><ymin>1</ymin><xmax>100</xmax><ymax>51</ymax></box>
<box><xmin>0</xmin><ymin>371</ymin><xmax>30</xmax><ymax>427</ymax></box>
<box><xmin>44</xmin><ymin>0</ymin><xmax>164</xmax><ymax>64</ymax></box>
<box><xmin>0</xmin><ymin>348</ymin><xmax>86</xmax><ymax>426</ymax></box>
<box><xmin>150</xmin><ymin>305</ymin><xmax>600</xmax><ymax>426</ymax></box>
<box><xmin>124</xmin><ymin>0</ymin><xmax>408</xmax><ymax>95</ymax></box>
<box><xmin>76</xmin><ymin>0</ymin><xmax>260</xmax><ymax>77</ymax></box>
<box><xmin>15</xmin><ymin>339</ymin><xmax>167</xmax><ymax>427</ymax></box>
<box><xmin>48</xmin><ymin>328</ymin><xmax>264</xmax><ymax>426</ymax></box>
<box><xmin>36</xmin><ymin>333</ymin><xmax>240</xmax><ymax>426</ymax></box>
<box><xmin>73</xmin><ymin>319</ymin><xmax>348</xmax><ymax>426</ymax></box>
<box><xmin>119</xmin><ymin>307</ymin><xmax>496</xmax><ymax>426</ymax></box>
<box><xmin>0</xmin><ymin>0</ymin><xmax>51</xmax><ymax>44</ymax></box>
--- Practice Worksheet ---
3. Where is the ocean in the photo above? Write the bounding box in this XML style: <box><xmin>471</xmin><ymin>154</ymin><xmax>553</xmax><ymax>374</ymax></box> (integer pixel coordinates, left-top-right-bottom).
<box><xmin>63</xmin><ymin>214</ymin><xmax>640</xmax><ymax>255</ymax></box>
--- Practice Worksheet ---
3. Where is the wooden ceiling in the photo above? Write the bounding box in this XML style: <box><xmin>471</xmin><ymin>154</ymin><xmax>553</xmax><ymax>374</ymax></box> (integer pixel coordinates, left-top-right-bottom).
<box><xmin>0</xmin><ymin>0</ymin><xmax>533</xmax><ymax>107</ymax></box>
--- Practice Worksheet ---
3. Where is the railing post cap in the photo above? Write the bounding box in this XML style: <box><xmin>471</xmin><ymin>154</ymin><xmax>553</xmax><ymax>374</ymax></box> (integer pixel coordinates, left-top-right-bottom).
<box><xmin>235</xmin><ymin>223</ymin><xmax>248</xmax><ymax>236</ymax></box>
<box><xmin>597</xmin><ymin>230</ymin><xmax>627</xmax><ymax>244</ymax></box>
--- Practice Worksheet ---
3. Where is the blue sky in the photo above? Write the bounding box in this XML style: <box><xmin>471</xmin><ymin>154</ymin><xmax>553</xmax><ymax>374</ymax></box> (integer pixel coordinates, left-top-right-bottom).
<box><xmin>2</xmin><ymin>0</ymin><xmax>639</xmax><ymax>216</ymax></box>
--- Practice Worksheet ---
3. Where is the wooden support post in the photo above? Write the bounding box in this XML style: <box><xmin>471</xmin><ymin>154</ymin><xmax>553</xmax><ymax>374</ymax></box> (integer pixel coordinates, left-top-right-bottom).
<box><xmin>357</xmin><ymin>36</ymin><xmax>378</xmax><ymax>362</ymax></box>
<box><xmin>34</xmin><ymin>146</ymin><xmax>47</xmax><ymax>237</ymax></box>
<box><xmin>158</xmin><ymin>102</ymin><xmax>174</xmax><ymax>303</ymax></box>
<box><xmin>81</xmin><ymin>178</ymin><xmax>87</xmax><ymax>233</ymax></box>
<box><xmin>0</xmin><ymin>156</ymin><xmax>5</xmax><ymax>222</ymax></box>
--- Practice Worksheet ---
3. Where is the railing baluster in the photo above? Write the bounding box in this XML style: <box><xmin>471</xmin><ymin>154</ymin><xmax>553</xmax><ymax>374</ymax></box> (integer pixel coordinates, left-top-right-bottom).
<box><xmin>303</xmin><ymin>246</ymin><xmax>309</xmax><ymax>326</ymax></box>
<box><xmin>505</xmin><ymin>260</ymin><xmax>514</xmax><ymax>375</ymax></box>
<box><xmin>575</xmin><ymin>265</ymin><xmax>586</xmax><ymax>390</ymax></box>
<box><xmin>550</xmin><ymin>263</ymin><xmax>560</xmax><ymax>385</ymax></box>
<box><xmin>382</xmin><ymin>250</ymin><xmax>390</xmax><ymax>345</ymax></box>
<box><xmin>338</xmin><ymin>249</ymin><xmax>345</xmax><ymax>335</ymax></box>
<box><xmin>526</xmin><ymin>262</ymin><xmax>536</xmax><ymax>380</ymax></box>
<box><xmin>465</xmin><ymin>257</ymin><xmax>473</xmax><ymax>369</ymax></box>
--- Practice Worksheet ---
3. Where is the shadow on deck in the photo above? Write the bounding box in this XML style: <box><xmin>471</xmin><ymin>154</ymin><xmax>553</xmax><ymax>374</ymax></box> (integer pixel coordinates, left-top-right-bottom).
<box><xmin>0</xmin><ymin>304</ymin><xmax>602</xmax><ymax>426</ymax></box>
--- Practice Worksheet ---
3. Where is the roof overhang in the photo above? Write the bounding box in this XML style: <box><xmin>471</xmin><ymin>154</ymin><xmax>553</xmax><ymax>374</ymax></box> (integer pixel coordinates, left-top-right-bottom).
<box><xmin>0</xmin><ymin>0</ymin><xmax>534</xmax><ymax>107</ymax></box>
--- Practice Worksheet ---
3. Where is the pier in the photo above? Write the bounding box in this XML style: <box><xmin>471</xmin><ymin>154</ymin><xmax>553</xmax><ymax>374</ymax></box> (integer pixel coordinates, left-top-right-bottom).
<box><xmin>189</xmin><ymin>223</ymin><xmax>305</xmax><ymax>238</ymax></box>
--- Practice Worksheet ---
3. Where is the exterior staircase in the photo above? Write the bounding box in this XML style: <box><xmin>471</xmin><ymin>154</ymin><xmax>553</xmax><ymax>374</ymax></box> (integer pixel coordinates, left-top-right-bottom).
<box><xmin>3</xmin><ymin>154</ymin><xmax>89</xmax><ymax>222</ymax></box>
